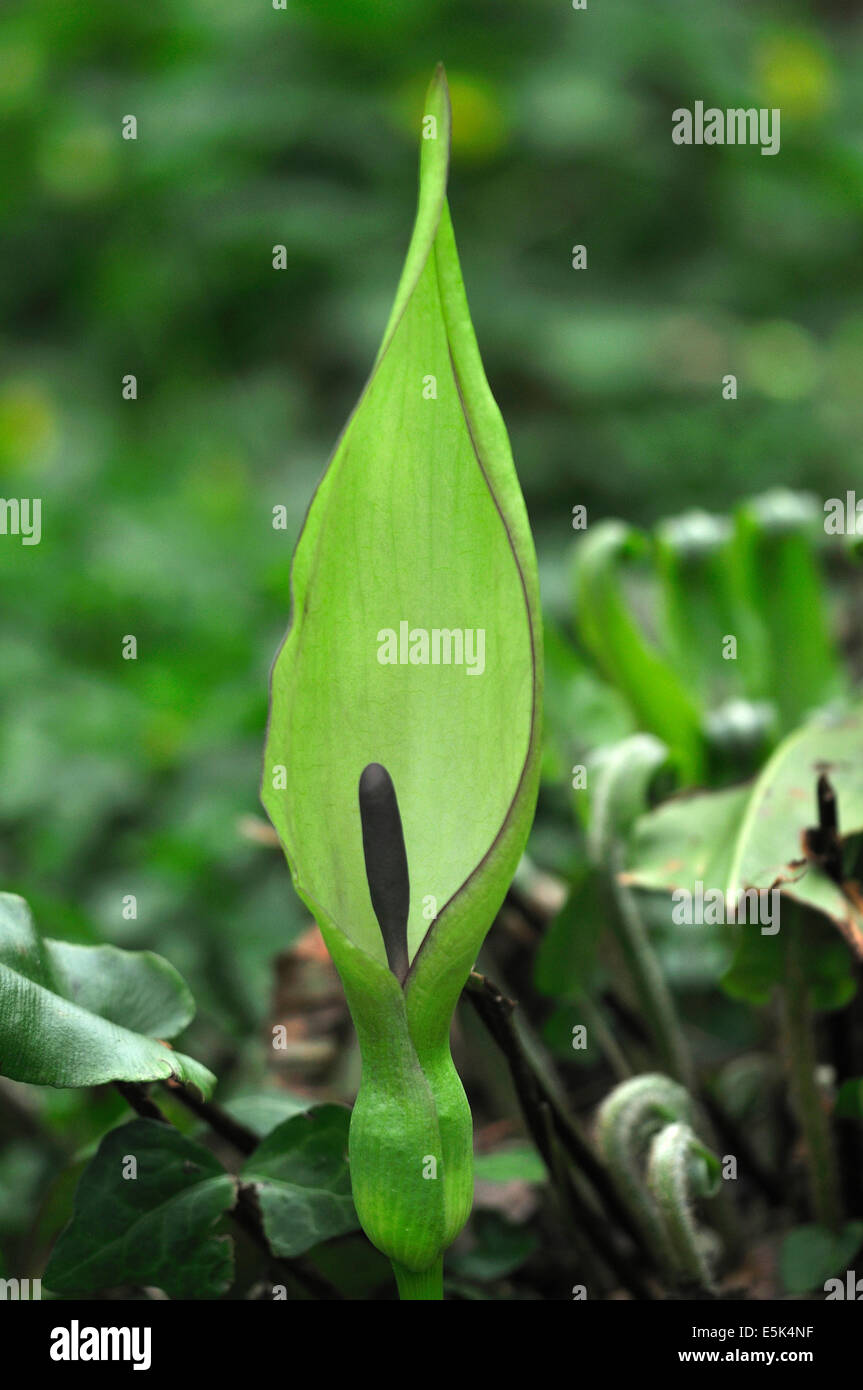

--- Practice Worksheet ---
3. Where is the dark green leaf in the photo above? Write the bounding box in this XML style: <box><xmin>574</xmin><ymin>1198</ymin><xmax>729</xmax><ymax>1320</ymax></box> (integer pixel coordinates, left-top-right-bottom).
<box><xmin>45</xmin><ymin>1120</ymin><xmax>236</xmax><ymax>1298</ymax></box>
<box><xmin>0</xmin><ymin>893</ymin><xmax>214</xmax><ymax>1093</ymax></box>
<box><xmin>241</xmin><ymin>1105</ymin><xmax>357</xmax><ymax>1257</ymax></box>
<box><xmin>780</xmin><ymin>1222</ymin><xmax>863</xmax><ymax>1295</ymax></box>
<box><xmin>449</xmin><ymin>1211</ymin><xmax>537</xmax><ymax>1281</ymax></box>
<box><xmin>835</xmin><ymin>1077</ymin><xmax>863</xmax><ymax>1119</ymax></box>
<box><xmin>222</xmin><ymin>1091</ymin><xmax>316</xmax><ymax>1138</ymax></box>
<box><xmin>472</xmin><ymin>1145</ymin><xmax>547</xmax><ymax>1185</ymax></box>
<box><xmin>534</xmin><ymin>871</ymin><xmax>605</xmax><ymax>1000</ymax></box>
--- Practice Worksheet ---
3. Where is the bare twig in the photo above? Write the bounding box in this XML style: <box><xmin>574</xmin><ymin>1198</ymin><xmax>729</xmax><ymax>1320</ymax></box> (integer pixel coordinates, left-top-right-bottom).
<box><xmin>698</xmin><ymin>1088</ymin><xmax>786</xmax><ymax>1209</ymax></box>
<box><xmin>114</xmin><ymin>1080</ymin><xmax>169</xmax><ymax>1125</ymax></box>
<box><xmin>464</xmin><ymin>971</ymin><xmax>657</xmax><ymax>1295</ymax></box>
<box><xmin>161</xmin><ymin>1080</ymin><xmax>259</xmax><ymax>1157</ymax></box>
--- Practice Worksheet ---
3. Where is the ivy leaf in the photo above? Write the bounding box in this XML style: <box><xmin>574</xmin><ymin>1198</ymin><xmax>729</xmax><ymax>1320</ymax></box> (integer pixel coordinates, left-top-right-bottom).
<box><xmin>0</xmin><ymin>893</ymin><xmax>214</xmax><ymax>1093</ymax></box>
<box><xmin>780</xmin><ymin>1222</ymin><xmax>863</xmax><ymax>1295</ymax></box>
<box><xmin>45</xmin><ymin>1120</ymin><xmax>235</xmax><ymax>1299</ymax></box>
<box><xmin>448</xmin><ymin>1211</ymin><xmax>538</xmax><ymax>1282</ymax></box>
<box><xmin>221</xmin><ymin>1091</ymin><xmax>316</xmax><ymax>1138</ymax></box>
<box><xmin>241</xmin><ymin>1105</ymin><xmax>357</xmax><ymax>1257</ymax></box>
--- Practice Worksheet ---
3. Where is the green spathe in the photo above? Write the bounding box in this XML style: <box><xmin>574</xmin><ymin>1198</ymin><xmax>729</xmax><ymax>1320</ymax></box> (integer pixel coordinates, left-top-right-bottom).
<box><xmin>262</xmin><ymin>66</ymin><xmax>542</xmax><ymax>1286</ymax></box>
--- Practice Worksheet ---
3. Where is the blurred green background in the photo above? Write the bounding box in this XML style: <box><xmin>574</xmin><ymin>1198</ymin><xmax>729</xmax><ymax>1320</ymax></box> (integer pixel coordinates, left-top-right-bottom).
<box><xmin>2</xmin><ymin>0</ymin><xmax>863</xmax><ymax>1279</ymax></box>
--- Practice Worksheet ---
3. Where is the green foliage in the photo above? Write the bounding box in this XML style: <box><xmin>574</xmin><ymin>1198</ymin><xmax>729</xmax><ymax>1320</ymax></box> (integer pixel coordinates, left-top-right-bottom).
<box><xmin>735</xmin><ymin>491</ymin><xmax>844</xmax><ymax>730</ymax></box>
<box><xmin>534</xmin><ymin>869</ymin><xmax>605</xmax><ymax>1001</ymax></box>
<box><xmin>646</xmin><ymin>1122</ymin><xmax>720</xmax><ymax>1292</ymax></box>
<box><xmin>780</xmin><ymin>1223</ymin><xmax>863</xmax><ymax>1296</ymax></box>
<box><xmin>448</xmin><ymin>1211</ymin><xmax>538</xmax><ymax>1282</ymax></box>
<box><xmin>45</xmin><ymin>1120</ymin><xmax>236</xmax><ymax>1299</ymax></box>
<box><xmin>572</xmin><ymin>524</ymin><xmax>702</xmax><ymax>782</ymax></box>
<box><xmin>624</xmin><ymin>706</ymin><xmax>863</xmax><ymax>1002</ymax></box>
<box><xmin>240</xmin><ymin>1106</ymin><xmax>357</xmax><ymax>1257</ymax></box>
<box><xmin>472</xmin><ymin>1145</ymin><xmax>547</xmax><ymax>1185</ymax></box>
<box><xmin>4</xmin><ymin>0</ymin><xmax>863</xmax><ymax>1306</ymax></box>
<box><xmin>0</xmin><ymin>892</ymin><xmax>213</xmax><ymax>1092</ymax></box>
<box><xmin>596</xmin><ymin>1074</ymin><xmax>719</xmax><ymax>1289</ymax></box>
<box><xmin>835</xmin><ymin>1078</ymin><xmax>863</xmax><ymax>1119</ymax></box>
<box><xmin>568</xmin><ymin>489</ymin><xmax>849</xmax><ymax>789</ymax></box>
<box><xmin>655</xmin><ymin>510</ymin><xmax>763</xmax><ymax>707</ymax></box>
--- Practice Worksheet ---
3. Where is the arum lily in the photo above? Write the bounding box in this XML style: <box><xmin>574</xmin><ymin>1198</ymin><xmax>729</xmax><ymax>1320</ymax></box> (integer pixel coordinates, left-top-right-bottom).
<box><xmin>262</xmin><ymin>65</ymin><xmax>542</xmax><ymax>1300</ymax></box>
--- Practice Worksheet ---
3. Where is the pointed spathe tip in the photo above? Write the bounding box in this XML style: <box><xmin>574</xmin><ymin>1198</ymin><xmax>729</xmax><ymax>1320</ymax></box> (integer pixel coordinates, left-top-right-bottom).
<box><xmin>426</xmin><ymin>61</ymin><xmax>451</xmax><ymax>112</ymax></box>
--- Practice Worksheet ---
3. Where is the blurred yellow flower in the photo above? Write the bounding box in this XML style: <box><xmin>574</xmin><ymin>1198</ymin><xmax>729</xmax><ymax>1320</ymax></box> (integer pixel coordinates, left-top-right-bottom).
<box><xmin>757</xmin><ymin>34</ymin><xmax>833</xmax><ymax>120</ymax></box>
<box><xmin>0</xmin><ymin>379</ymin><xmax>58</xmax><ymax>476</ymax></box>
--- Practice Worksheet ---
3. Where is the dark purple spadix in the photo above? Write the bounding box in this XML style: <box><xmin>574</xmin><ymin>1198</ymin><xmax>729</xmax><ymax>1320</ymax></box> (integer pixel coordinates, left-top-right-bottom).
<box><xmin>358</xmin><ymin>763</ymin><xmax>410</xmax><ymax>984</ymax></box>
<box><xmin>817</xmin><ymin>771</ymin><xmax>838</xmax><ymax>836</ymax></box>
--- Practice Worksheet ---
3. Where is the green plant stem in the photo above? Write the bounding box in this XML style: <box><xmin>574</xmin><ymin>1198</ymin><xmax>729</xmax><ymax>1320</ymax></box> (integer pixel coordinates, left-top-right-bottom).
<box><xmin>392</xmin><ymin>1258</ymin><xmax>443</xmax><ymax>1300</ymax></box>
<box><xmin>609</xmin><ymin>868</ymin><xmax>695</xmax><ymax>1090</ymax></box>
<box><xmin>576</xmin><ymin>991</ymin><xmax>633</xmax><ymax>1080</ymax></box>
<box><xmin>608</xmin><ymin>871</ymin><xmax>742</xmax><ymax>1258</ymax></box>
<box><xmin>781</xmin><ymin>911</ymin><xmax>843</xmax><ymax>1230</ymax></box>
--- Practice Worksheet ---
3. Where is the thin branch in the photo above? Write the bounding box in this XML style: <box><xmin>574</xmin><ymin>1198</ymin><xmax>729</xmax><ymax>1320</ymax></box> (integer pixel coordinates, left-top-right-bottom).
<box><xmin>114</xmin><ymin>1080</ymin><xmax>169</xmax><ymax>1124</ymax></box>
<box><xmin>781</xmin><ymin>912</ymin><xmax>843</xmax><ymax>1229</ymax></box>
<box><xmin>535</xmin><ymin>1100</ymin><xmax>607</xmax><ymax>1294</ymax></box>
<box><xmin>161</xmin><ymin>1080</ymin><xmax>259</xmax><ymax>1157</ymax></box>
<box><xmin>464</xmin><ymin>971</ymin><xmax>657</xmax><ymax>1295</ymax></box>
<box><xmin>698</xmin><ymin>1088</ymin><xmax>786</xmax><ymax>1209</ymax></box>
